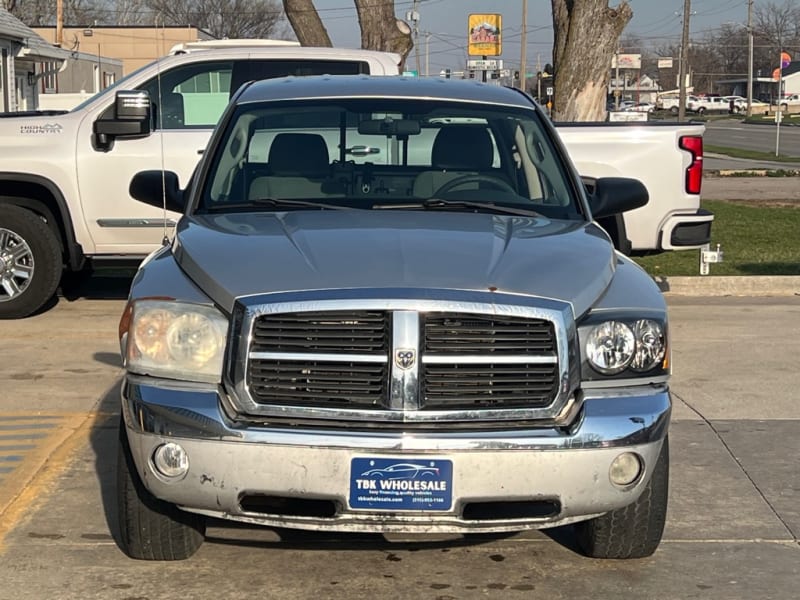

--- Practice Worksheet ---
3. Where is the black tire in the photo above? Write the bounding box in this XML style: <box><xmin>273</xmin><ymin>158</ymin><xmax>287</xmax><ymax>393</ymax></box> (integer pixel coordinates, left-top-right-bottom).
<box><xmin>0</xmin><ymin>204</ymin><xmax>62</xmax><ymax>319</ymax></box>
<box><xmin>670</xmin><ymin>106</ymin><xmax>678</xmax><ymax>115</ymax></box>
<box><xmin>575</xmin><ymin>436</ymin><xmax>669</xmax><ymax>559</ymax></box>
<box><xmin>117</xmin><ymin>419</ymin><xmax>206</xmax><ymax>560</ymax></box>
<box><xmin>697</xmin><ymin>107</ymin><xmax>705</xmax><ymax>115</ymax></box>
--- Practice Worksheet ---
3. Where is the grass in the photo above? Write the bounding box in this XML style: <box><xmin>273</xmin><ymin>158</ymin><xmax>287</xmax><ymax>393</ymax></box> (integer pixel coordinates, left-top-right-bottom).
<box><xmin>633</xmin><ymin>199</ymin><xmax>800</xmax><ymax>276</ymax></box>
<box><xmin>704</xmin><ymin>144</ymin><xmax>800</xmax><ymax>163</ymax></box>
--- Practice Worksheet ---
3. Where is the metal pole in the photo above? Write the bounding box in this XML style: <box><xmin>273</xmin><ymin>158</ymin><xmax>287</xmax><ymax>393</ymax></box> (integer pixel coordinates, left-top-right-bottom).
<box><xmin>614</xmin><ymin>48</ymin><xmax>620</xmax><ymax>110</ymax></box>
<box><xmin>746</xmin><ymin>0</ymin><xmax>753</xmax><ymax>116</ymax></box>
<box><xmin>413</xmin><ymin>0</ymin><xmax>421</xmax><ymax>76</ymax></box>
<box><xmin>678</xmin><ymin>0</ymin><xmax>692</xmax><ymax>122</ymax></box>
<box><xmin>519</xmin><ymin>0</ymin><xmax>527</xmax><ymax>91</ymax></box>
<box><xmin>425</xmin><ymin>32</ymin><xmax>430</xmax><ymax>77</ymax></box>
<box><xmin>776</xmin><ymin>48</ymin><xmax>783</xmax><ymax>156</ymax></box>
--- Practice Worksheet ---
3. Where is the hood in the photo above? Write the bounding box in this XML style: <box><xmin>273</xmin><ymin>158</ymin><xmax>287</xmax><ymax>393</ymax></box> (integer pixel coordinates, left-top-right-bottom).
<box><xmin>173</xmin><ymin>210</ymin><xmax>616</xmax><ymax>317</ymax></box>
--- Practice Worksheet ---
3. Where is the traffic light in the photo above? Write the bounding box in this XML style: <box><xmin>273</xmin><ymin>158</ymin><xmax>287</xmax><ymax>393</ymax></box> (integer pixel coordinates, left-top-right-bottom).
<box><xmin>514</xmin><ymin>70</ymin><xmax>520</xmax><ymax>80</ymax></box>
<box><xmin>445</xmin><ymin>68</ymin><xmax>451</xmax><ymax>79</ymax></box>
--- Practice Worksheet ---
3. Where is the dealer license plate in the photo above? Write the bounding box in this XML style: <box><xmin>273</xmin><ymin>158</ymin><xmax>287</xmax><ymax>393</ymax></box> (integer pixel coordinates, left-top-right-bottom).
<box><xmin>349</xmin><ymin>457</ymin><xmax>453</xmax><ymax>511</ymax></box>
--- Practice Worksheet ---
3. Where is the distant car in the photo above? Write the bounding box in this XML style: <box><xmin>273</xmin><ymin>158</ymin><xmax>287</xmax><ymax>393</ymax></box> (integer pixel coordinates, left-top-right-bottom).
<box><xmin>723</xmin><ymin>96</ymin><xmax>769</xmax><ymax>113</ymax></box>
<box><xmin>779</xmin><ymin>93</ymin><xmax>800</xmax><ymax>109</ymax></box>
<box><xmin>624</xmin><ymin>102</ymin><xmax>655</xmax><ymax>114</ymax></box>
<box><xmin>361</xmin><ymin>463</ymin><xmax>440</xmax><ymax>479</ymax></box>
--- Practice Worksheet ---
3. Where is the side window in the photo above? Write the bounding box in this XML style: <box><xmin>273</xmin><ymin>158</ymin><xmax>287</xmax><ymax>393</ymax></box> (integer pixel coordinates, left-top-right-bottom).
<box><xmin>139</xmin><ymin>61</ymin><xmax>233</xmax><ymax>130</ymax></box>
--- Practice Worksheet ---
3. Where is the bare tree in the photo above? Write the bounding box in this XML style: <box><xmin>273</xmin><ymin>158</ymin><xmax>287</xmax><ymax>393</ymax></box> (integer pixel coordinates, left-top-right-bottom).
<box><xmin>551</xmin><ymin>1</ymin><xmax>632</xmax><ymax>121</ymax></box>
<box><xmin>7</xmin><ymin>0</ymin><xmax>102</xmax><ymax>26</ymax></box>
<box><xmin>283</xmin><ymin>0</ymin><xmax>411</xmax><ymax>65</ymax></box>
<box><xmin>145</xmin><ymin>0</ymin><xmax>288</xmax><ymax>39</ymax></box>
<box><xmin>282</xmin><ymin>0</ymin><xmax>332</xmax><ymax>47</ymax></box>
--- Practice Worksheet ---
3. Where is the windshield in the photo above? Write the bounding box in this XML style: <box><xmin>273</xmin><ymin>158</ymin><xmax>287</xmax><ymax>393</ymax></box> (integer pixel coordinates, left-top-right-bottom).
<box><xmin>198</xmin><ymin>98</ymin><xmax>583</xmax><ymax>220</ymax></box>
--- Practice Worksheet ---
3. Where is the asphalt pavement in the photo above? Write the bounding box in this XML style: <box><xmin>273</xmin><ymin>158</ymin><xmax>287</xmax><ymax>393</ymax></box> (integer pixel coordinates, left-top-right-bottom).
<box><xmin>0</xmin><ymin>288</ymin><xmax>798</xmax><ymax>599</ymax></box>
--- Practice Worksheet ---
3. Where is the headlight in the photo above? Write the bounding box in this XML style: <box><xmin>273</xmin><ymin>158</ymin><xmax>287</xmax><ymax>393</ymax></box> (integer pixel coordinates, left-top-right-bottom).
<box><xmin>630</xmin><ymin>319</ymin><xmax>667</xmax><ymax>372</ymax></box>
<box><xmin>123</xmin><ymin>300</ymin><xmax>228</xmax><ymax>383</ymax></box>
<box><xmin>586</xmin><ymin>319</ymin><xmax>666</xmax><ymax>375</ymax></box>
<box><xmin>586</xmin><ymin>321</ymin><xmax>635</xmax><ymax>374</ymax></box>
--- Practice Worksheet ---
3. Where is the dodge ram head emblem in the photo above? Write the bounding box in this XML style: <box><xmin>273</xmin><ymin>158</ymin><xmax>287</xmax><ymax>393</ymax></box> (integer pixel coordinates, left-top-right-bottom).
<box><xmin>395</xmin><ymin>349</ymin><xmax>416</xmax><ymax>370</ymax></box>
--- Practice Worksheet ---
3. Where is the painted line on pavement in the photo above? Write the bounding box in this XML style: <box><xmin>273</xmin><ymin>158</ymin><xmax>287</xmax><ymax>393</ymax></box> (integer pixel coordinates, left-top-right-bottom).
<box><xmin>0</xmin><ymin>412</ymin><xmax>105</xmax><ymax>554</ymax></box>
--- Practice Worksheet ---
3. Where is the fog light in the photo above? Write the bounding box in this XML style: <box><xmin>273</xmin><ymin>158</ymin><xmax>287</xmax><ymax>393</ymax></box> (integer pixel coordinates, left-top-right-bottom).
<box><xmin>609</xmin><ymin>452</ymin><xmax>642</xmax><ymax>487</ymax></box>
<box><xmin>152</xmin><ymin>443</ymin><xmax>189</xmax><ymax>478</ymax></box>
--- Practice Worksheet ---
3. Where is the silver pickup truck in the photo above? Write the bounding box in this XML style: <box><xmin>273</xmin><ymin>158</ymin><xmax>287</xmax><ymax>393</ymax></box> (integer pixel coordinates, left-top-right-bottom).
<box><xmin>118</xmin><ymin>76</ymin><xmax>670</xmax><ymax>561</ymax></box>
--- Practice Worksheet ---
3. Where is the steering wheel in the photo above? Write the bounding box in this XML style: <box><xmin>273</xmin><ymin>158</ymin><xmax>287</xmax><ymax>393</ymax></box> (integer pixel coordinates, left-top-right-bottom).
<box><xmin>432</xmin><ymin>174</ymin><xmax>516</xmax><ymax>197</ymax></box>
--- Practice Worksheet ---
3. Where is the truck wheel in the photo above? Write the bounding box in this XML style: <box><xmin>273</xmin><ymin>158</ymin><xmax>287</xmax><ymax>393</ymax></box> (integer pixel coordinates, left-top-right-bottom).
<box><xmin>670</xmin><ymin>107</ymin><xmax>678</xmax><ymax>115</ymax></box>
<box><xmin>574</xmin><ymin>436</ymin><xmax>669</xmax><ymax>559</ymax></box>
<box><xmin>117</xmin><ymin>419</ymin><xmax>206</xmax><ymax>560</ymax></box>
<box><xmin>0</xmin><ymin>205</ymin><xmax>62</xmax><ymax>319</ymax></box>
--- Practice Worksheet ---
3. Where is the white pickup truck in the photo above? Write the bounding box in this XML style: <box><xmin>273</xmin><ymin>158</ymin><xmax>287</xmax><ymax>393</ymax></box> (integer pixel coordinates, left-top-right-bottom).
<box><xmin>0</xmin><ymin>45</ymin><xmax>711</xmax><ymax>318</ymax></box>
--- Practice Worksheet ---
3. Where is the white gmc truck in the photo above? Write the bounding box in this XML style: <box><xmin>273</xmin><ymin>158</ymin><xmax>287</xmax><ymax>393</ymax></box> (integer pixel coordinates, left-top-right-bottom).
<box><xmin>0</xmin><ymin>44</ymin><xmax>711</xmax><ymax>319</ymax></box>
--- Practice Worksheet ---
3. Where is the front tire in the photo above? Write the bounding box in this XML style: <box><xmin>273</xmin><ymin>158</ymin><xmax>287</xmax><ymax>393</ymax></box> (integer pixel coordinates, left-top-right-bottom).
<box><xmin>117</xmin><ymin>419</ymin><xmax>206</xmax><ymax>560</ymax></box>
<box><xmin>574</xmin><ymin>436</ymin><xmax>669</xmax><ymax>559</ymax></box>
<box><xmin>0</xmin><ymin>205</ymin><xmax>62</xmax><ymax>319</ymax></box>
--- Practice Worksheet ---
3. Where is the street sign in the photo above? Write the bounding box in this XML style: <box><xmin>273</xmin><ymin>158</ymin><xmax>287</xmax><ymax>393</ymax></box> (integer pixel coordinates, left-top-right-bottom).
<box><xmin>402</xmin><ymin>70</ymin><xmax>418</xmax><ymax>77</ymax></box>
<box><xmin>467</xmin><ymin>59</ymin><xmax>502</xmax><ymax>70</ymax></box>
<box><xmin>546</xmin><ymin>86</ymin><xmax>553</xmax><ymax>96</ymax></box>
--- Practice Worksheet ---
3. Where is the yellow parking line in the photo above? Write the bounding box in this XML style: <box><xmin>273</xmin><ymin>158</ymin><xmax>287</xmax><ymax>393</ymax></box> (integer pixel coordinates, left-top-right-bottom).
<box><xmin>0</xmin><ymin>412</ymin><xmax>106</xmax><ymax>554</ymax></box>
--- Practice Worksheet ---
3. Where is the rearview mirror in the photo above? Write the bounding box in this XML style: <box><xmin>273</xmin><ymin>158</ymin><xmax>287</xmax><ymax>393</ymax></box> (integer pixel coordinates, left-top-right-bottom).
<box><xmin>586</xmin><ymin>177</ymin><xmax>648</xmax><ymax>220</ymax></box>
<box><xmin>129</xmin><ymin>170</ymin><xmax>184</xmax><ymax>213</ymax></box>
<box><xmin>358</xmin><ymin>118</ymin><xmax>421</xmax><ymax>136</ymax></box>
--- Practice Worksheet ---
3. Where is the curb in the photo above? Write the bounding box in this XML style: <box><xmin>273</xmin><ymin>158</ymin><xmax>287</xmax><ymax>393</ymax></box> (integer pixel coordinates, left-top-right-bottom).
<box><xmin>654</xmin><ymin>275</ymin><xmax>800</xmax><ymax>296</ymax></box>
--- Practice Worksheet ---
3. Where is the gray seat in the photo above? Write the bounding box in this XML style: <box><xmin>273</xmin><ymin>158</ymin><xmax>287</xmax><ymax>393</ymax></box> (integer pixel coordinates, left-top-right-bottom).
<box><xmin>413</xmin><ymin>126</ymin><xmax>496</xmax><ymax>197</ymax></box>
<box><xmin>159</xmin><ymin>92</ymin><xmax>185</xmax><ymax>129</ymax></box>
<box><xmin>250</xmin><ymin>133</ymin><xmax>331</xmax><ymax>199</ymax></box>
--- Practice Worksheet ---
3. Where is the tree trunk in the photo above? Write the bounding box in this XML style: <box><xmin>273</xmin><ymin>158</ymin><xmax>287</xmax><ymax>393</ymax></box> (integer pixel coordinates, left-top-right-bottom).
<box><xmin>354</xmin><ymin>0</ymin><xmax>413</xmax><ymax>67</ymax></box>
<box><xmin>551</xmin><ymin>0</ymin><xmax>632</xmax><ymax>121</ymax></box>
<box><xmin>283</xmin><ymin>0</ymin><xmax>333</xmax><ymax>47</ymax></box>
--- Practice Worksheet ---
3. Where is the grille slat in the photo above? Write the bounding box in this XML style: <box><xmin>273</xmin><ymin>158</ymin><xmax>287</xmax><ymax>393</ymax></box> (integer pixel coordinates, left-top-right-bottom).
<box><xmin>424</xmin><ymin>313</ymin><xmax>555</xmax><ymax>355</ymax></box>
<box><xmin>249</xmin><ymin>359</ymin><xmax>387</xmax><ymax>408</ymax></box>
<box><xmin>252</xmin><ymin>310</ymin><xmax>389</xmax><ymax>353</ymax></box>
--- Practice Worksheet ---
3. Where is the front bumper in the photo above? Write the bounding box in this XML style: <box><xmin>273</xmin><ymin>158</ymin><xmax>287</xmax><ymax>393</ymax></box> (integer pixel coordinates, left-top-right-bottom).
<box><xmin>122</xmin><ymin>377</ymin><xmax>670</xmax><ymax>533</ymax></box>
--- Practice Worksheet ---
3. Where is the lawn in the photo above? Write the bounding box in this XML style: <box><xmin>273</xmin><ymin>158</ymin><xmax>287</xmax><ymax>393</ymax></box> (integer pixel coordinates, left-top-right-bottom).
<box><xmin>633</xmin><ymin>199</ymin><xmax>800</xmax><ymax>276</ymax></box>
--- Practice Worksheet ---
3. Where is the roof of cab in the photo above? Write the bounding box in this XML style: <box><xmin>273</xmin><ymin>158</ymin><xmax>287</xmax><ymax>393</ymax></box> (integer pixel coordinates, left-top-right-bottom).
<box><xmin>236</xmin><ymin>75</ymin><xmax>536</xmax><ymax>109</ymax></box>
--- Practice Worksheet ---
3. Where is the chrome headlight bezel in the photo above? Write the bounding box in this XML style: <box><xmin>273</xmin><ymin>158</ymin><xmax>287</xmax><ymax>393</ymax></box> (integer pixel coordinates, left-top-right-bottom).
<box><xmin>121</xmin><ymin>299</ymin><xmax>229</xmax><ymax>384</ymax></box>
<box><xmin>578</xmin><ymin>311</ymin><xmax>669</xmax><ymax>381</ymax></box>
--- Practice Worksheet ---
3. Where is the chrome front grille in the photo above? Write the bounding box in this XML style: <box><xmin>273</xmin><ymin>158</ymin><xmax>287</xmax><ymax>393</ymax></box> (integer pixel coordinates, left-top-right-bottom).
<box><xmin>235</xmin><ymin>295</ymin><xmax>572</xmax><ymax>423</ymax></box>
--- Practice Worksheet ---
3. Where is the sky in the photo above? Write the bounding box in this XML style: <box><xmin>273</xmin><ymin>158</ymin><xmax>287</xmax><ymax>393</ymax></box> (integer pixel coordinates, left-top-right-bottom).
<box><xmin>305</xmin><ymin>0</ymin><xmax>753</xmax><ymax>75</ymax></box>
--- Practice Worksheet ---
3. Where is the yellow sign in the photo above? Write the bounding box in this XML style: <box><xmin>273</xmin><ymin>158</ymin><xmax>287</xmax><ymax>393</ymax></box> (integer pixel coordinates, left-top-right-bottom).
<box><xmin>468</xmin><ymin>14</ymin><xmax>502</xmax><ymax>56</ymax></box>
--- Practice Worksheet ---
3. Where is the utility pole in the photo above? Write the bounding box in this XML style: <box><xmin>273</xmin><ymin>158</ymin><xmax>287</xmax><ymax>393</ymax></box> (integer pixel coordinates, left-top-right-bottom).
<box><xmin>677</xmin><ymin>0</ymin><xmax>692</xmax><ymax>122</ymax></box>
<box><xmin>519</xmin><ymin>0</ymin><xmax>527</xmax><ymax>91</ymax></box>
<box><xmin>412</xmin><ymin>0</ymin><xmax>421</xmax><ymax>76</ymax></box>
<box><xmin>746</xmin><ymin>0</ymin><xmax>754</xmax><ymax>117</ymax></box>
<box><xmin>56</xmin><ymin>0</ymin><xmax>64</xmax><ymax>47</ymax></box>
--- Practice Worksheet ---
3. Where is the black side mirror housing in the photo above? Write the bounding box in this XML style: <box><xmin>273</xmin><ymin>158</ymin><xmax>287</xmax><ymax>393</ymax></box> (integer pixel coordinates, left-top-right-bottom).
<box><xmin>585</xmin><ymin>177</ymin><xmax>649</xmax><ymax>220</ymax></box>
<box><xmin>129</xmin><ymin>170</ymin><xmax>184</xmax><ymax>213</ymax></box>
<box><xmin>93</xmin><ymin>91</ymin><xmax>152</xmax><ymax>151</ymax></box>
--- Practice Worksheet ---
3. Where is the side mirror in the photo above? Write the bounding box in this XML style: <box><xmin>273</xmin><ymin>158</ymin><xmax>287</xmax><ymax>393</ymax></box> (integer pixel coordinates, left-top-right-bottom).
<box><xmin>129</xmin><ymin>170</ymin><xmax>184</xmax><ymax>213</ymax></box>
<box><xmin>93</xmin><ymin>90</ymin><xmax>152</xmax><ymax>150</ymax></box>
<box><xmin>585</xmin><ymin>177</ymin><xmax>648</xmax><ymax>220</ymax></box>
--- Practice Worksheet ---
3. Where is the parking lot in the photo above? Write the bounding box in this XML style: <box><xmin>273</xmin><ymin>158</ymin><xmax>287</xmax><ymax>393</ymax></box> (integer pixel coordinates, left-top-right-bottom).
<box><xmin>0</xmin><ymin>278</ymin><xmax>797</xmax><ymax>599</ymax></box>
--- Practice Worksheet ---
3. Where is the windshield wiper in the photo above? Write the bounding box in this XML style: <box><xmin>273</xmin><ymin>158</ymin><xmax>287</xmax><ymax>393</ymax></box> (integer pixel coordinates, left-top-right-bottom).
<box><xmin>206</xmin><ymin>198</ymin><xmax>351</xmax><ymax>212</ymax></box>
<box><xmin>373</xmin><ymin>198</ymin><xmax>542</xmax><ymax>217</ymax></box>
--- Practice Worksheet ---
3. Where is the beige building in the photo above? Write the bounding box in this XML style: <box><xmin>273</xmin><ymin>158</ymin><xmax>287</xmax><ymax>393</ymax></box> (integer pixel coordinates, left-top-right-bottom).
<box><xmin>33</xmin><ymin>26</ymin><xmax>214</xmax><ymax>75</ymax></box>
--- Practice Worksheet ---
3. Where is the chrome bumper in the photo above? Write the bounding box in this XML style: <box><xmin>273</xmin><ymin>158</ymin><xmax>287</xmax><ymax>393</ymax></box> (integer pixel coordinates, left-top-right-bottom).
<box><xmin>122</xmin><ymin>377</ymin><xmax>670</xmax><ymax>533</ymax></box>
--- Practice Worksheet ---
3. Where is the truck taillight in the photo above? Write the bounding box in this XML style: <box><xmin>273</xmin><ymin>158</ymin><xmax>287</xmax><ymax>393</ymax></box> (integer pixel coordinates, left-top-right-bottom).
<box><xmin>679</xmin><ymin>135</ymin><xmax>703</xmax><ymax>195</ymax></box>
